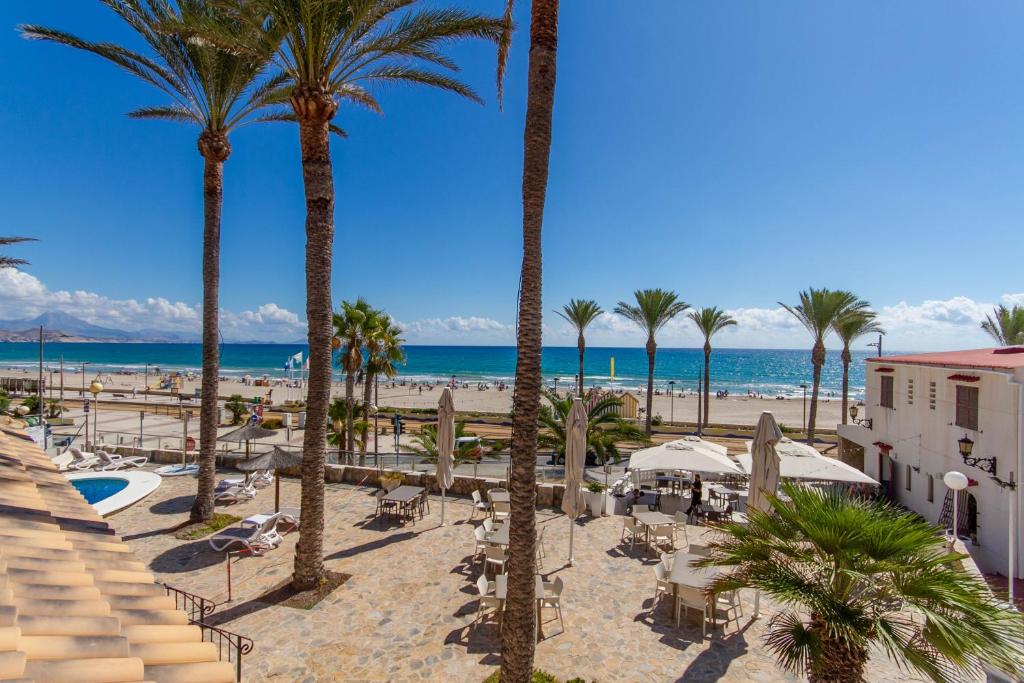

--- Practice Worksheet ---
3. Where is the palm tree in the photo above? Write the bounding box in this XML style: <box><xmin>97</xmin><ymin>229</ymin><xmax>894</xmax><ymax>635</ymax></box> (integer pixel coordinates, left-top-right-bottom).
<box><xmin>537</xmin><ymin>389</ymin><xmax>647</xmax><ymax>465</ymax></box>
<box><xmin>21</xmin><ymin>1</ymin><xmax>280</xmax><ymax>524</ymax></box>
<box><xmin>361</xmin><ymin>313</ymin><xmax>406</xmax><ymax>463</ymax></box>
<box><xmin>333</xmin><ymin>298</ymin><xmax>373</xmax><ymax>455</ymax></box>
<box><xmin>780</xmin><ymin>288</ymin><xmax>867</xmax><ymax>444</ymax></box>
<box><xmin>204</xmin><ymin>0</ymin><xmax>504</xmax><ymax>592</ymax></box>
<box><xmin>981</xmin><ymin>304</ymin><xmax>1024</xmax><ymax>346</ymax></box>
<box><xmin>0</xmin><ymin>237</ymin><xmax>36</xmax><ymax>267</ymax></box>
<box><xmin>555</xmin><ymin>299</ymin><xmax>603</xmax><ymax>396</ymax></box>
<box><xmin>614</xmin><ymin>289</ymin><xmax>689</xmax><ymax>436</ymax></box>
<box><xmin>327</xmin><ymin>397</ymin><xmax>365</xmax><ymax>464</ymax></box>
<box><xmin>402</xmin><ymin>422</ymin><xmax>498</xmax><ymax>467</ymax></box>
<box><xmin>700</xmin><ymin>482</ymin><xmax>1024</xmax><ymax>682</ymax></box>
<box><xmin>687</xmin><ymin>306</ymin><xmax>736</xmax><ymax>427</ymax></box>
<box><xmin>496</xmin><ymin>0</ymin><xmax>560</xmax><ymax>678</ymax></box>
<box><xmin>833</xmin><ymin>311</ymin><xmax>883</xmax><ymax>425</ymax></box>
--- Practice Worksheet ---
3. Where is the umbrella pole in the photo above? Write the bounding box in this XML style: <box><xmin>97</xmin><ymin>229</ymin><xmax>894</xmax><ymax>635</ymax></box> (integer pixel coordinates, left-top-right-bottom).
<box><xmin>440</xmin><ymin>487</ymin><xmax>446</xmax><ymax>526</ymax></box>
<box><xmin>275</xmin><ymin>472</ymin><xmax>280</xmax><ymax>513</ymax></box>
<box><xmin>568</xmin><ymin>514</ymin><xmax>575</xmax><ymax>566</ymax></box>
<box><xmin>754</xmin><ymin>590</ymin><xmax>760</xmax><ymax>618</ymax></box>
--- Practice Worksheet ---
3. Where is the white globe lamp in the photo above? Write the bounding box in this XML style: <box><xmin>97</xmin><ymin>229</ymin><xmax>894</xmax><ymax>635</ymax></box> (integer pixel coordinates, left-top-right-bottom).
<box><xmin>943</xmin><ymin>471</ymin><xmax>969</xmax><ymax>546</ymax></box>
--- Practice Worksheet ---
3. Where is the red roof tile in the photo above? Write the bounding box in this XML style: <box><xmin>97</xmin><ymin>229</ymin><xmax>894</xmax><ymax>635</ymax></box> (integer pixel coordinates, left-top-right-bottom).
<box><xmin>866</xmin><ymin>347</ymin><xmax>1024</xmax><ymax>371</ymax></box>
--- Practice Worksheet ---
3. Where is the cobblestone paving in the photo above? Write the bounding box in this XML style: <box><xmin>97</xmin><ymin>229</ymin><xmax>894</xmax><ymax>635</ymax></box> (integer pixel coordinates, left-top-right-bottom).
<box><xmin>114</xmin><ymin>473</ymin><xmax>930</xmax><ymax>682</ymax></box>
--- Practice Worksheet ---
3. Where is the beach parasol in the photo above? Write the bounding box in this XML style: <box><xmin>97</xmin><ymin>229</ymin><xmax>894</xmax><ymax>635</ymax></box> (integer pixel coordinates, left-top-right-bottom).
<box><xmin>218</xmin><ymin>424</ymin><xmax>277</xmax><ymax>460</ymax></box>
<box><xmin>747</xmin><ymin>411</ymin><xmax>783</xmax><ymax>515</ymax></box>
<box><xmin>236</xmin><ymin>445</ymin><xmax>301</xmax><ymax>512</ymax></box>
<box><xmin>626</xmin><ymin>436</ymin><xmax>742</xmax><ymax>478</ymax></box>
<box><xmin>436</xmin><ymin>387</ymin><xmax>456</xmax><ymax>526</ymax></box>
<box><xmin>738</xmin><ymin>437</ymin><xmax>878</xmax><ymax>485</ymax></box>
<box><xmin>563</xmin><ymin>397</ymin><xmax>587</xmax><ymax>565</ymax></box>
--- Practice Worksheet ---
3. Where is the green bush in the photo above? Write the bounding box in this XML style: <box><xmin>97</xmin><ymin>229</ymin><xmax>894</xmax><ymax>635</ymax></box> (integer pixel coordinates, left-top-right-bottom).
<box><xmin>0</xmin><ymin>390</ymin><xmax>9</xmax><ymax>412</ymax></box>
<box><xmin>261</xmin><ymin>417</ymin><xmax>284</xmax><ymax>430</ymax></box>
<box><xmin>585</xmin><ymin>481</ymin><xmax>606</xmax><ymax>493</ymax></box>
<box><xmin>483</xmin><ymin>671</ymin><xmax>562</xmax><ymax>683</ymax></box>
<box><xmin>651</xmin><ymin>414</ymin><xmax>663</xmax><ymax>426</ymax></box>
<box><xmin>225</xmin><ymin>394</ymin><xmax>248</xmax><ymax>425</ymax></box>
<box><xmin>21</xmin><ymin>395</ymin><xmax>40</xmax><ymax>414</ymax></box>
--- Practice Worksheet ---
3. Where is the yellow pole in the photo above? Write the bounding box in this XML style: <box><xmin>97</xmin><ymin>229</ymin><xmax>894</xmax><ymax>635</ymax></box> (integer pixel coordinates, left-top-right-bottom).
<box><xmin>610</xmin><ymin>356</ymin><xmax>615</xmax><ymax>384</ymax></box>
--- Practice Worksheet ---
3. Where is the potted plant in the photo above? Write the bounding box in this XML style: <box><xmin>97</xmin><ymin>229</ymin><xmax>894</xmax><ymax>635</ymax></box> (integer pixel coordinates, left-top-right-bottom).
<box><xmin>584</xmin><ymin>481</ymin><xmax>606</xmax><ymax>516</ymax></box>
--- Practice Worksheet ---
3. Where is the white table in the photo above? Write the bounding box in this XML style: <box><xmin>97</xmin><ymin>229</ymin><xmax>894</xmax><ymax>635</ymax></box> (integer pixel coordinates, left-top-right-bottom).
<box><xmin>670</xmin><ymin>550</ymin><xmax>726</xmax><ymax>628</ymax></box>
<box><xmin>494</xmin><ymin>574</ymin><xmax>546</xmax><ymax>640</ymax></box>
<box><xmin>486</xmin><ymin>522</ymin><xmax>509</xmax><ymax>546</ymax></box>
<box><xmin>633</xmin><ymin>511</ymin><xmax>674</xmax><ymax>555</ymax></box>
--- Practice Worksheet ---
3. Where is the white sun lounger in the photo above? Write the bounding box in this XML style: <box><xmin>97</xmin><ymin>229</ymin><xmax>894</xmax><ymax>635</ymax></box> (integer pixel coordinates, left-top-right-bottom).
<box><xmin>214</xmin><ymin>484</ymin><xmax>257</xmax><ymax>504</ymax></box>
<box><xmin>208</xmin><ymin>514</ymin><xmax>282</xmax><ymax>555</ymax></box>
<box><xmin>66</xmin><ymin>447</ymin><xmax>100</xmax><ymax>471</ymax></box>
<box><xmin>97</xmin><ymin>450</ymin><xmax>148</xmax><ymax>471</ymax></box>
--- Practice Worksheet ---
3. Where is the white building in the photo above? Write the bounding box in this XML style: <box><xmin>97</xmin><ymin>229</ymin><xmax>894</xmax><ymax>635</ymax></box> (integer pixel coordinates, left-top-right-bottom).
<box><xmin>837</xmin><ymin>347</ymin><xmax>1023</xmax><ymax>582</ymax></box>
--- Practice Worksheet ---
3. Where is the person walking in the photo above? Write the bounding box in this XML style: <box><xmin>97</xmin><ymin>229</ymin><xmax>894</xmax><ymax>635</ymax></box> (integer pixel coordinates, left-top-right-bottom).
<box><xmin>685</xmin><ymin>473</ymin><xmax>703</xmax><ymax>519</ymax></box>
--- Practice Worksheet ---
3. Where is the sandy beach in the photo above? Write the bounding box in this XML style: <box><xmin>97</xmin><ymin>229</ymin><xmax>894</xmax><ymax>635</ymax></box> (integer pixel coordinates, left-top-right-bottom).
<box><xmin>18</xmin><ymin>365</ymin><xmax>846</xmax><ymax>428</ymax></box>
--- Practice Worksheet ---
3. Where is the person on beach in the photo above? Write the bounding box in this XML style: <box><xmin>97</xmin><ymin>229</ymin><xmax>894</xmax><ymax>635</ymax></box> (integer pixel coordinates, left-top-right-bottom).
<box><xmin>685</xmin><ymin>474</ymin><xmax>703</xmax><ymax>517</ymax></box>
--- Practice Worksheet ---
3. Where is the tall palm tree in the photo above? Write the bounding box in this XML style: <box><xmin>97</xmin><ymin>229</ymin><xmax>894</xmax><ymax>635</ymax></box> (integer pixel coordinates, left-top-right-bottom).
<box><xmin>555</xmin><ymin>299</ymin><xmax>603</xmax><ymax>396</ymax></box>
<box><xmin>614</xmin><ymin>289</ymin><xmax>689</xmax><ymax>436</ymax></box>
<box><xmin>496</xmin><ymin>0</ymin><xmax>560</xmax><ymax>678</ymax></box>
<box><xmin>687</xmin><ymin>306</ymin><xmax>736</xmax><ymax>427</ymax></box>
<box><xmin>206</xmin><ymin>0</ymin><xmax>504</xmax><ymax>592</ymax></box>
<box><xmin>700</xmin><ymin>482</ymin><xmax>1024</xmax><ymax>683</ymax></box>
<box><xmin>833</xmin><ymin>311</ymin><xmax>883</xmax><ymax>425</ymax></box>
<box><xmin>0</xmin><ymin>237</ymin><xmax>36</xmax><ymax>268</ymax></box>
<box><xmin>780</xmin><ymin>288</ymin><xmax>867</xmax><ymax>444</ymax></box>
<box><xmin>362</xmin><ymin>314</ymin><xmax>406</xmax><ymax>463</ymax></box>
<box><xmin>21</xmin><ymin>1</ymin><xmax>280</xmax><ymax>524</ymax></box>
<box><xmin>537</xmin><ymin>389</ymin><xmax>647</xmax><ymax>464</ymax></box>
<box><xmin>981</xmin><ymin>304</ymin><xmax>1024</xmax><ymax>346</ymax></box>
<box><xmin>333</xmin><ymin>298</ymin><xmax>373</xmax><ymax>455</ymax></box>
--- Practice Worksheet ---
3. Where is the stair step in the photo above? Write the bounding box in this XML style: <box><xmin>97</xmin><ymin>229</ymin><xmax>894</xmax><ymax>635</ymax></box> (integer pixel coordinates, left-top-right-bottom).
<box><xmin>107</xmin><ymin>594</ymin><xmax>177</xmax><ymax>612</ymax></box>
<box><xmin>121</xmin><ymin>625</ymin><xmax>203</xmax><ymax>645</ymax></box>
<box><xmin>9</xmin><ymin>597</ymin><xmax>110</xmax><ymax>618</ymax></box>
<box><xmin>143</xmin><ymin>661</ymin><xmax>236</xmax><ymax>683</ymax></box>
<box><xmin>9</xmin><ymin>584</ymin><xmax>102</xmax><ymax>602</ymax></box>
<box><xmin>16</xmin><ymin>615</ymin><xmax>121</xmax><ymax>637</ymax></box>
<box><xmin>0</xmin><ymin>650</ymin><xmax>25</xmax><ymax>680</ymax></box>
<box><xmin>22</xmin><ymin>656</ymin><xmax>145</xmax><ymax>683</ymax></box>
<box><xmin>130</xmin><ymin>641</ymin><xmax>219</xmax><ymax>666</ymax></box>
<box><xmin>97</xmin><ymin>582</ymin><xmax>166</xmax><ymax>598</ymax></box>
<box><xmin>111</xmin><ymin>609</ymin><xmax>188</xmax><ymax>626</ymax></box>
<box><xmin>19</xmin><ymin>634</ymin><xmax>129</xmax><ymax>660</ymax></box>
<box><xmin>0</xmin><ymin>627</ymin><xmax>19</xmax><ymax>651</ymax></box>
<box><xmin>6</xmin><ymin>567</ymin><xmax>93</xmax><ymax>587</ymax></box>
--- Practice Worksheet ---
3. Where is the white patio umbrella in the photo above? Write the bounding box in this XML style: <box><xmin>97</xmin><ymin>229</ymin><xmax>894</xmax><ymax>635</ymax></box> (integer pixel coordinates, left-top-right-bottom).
<box><xmin>436</xmin><ymin>387</ymin><xmax>456</xmax><ymax>526</ymax></box>
<box><xmin>738</xmin><ymin>437</ymin><xmax>878</xmax><ymax>485</ymax></box>
<box><xmin>747</xmin><ymin>411</ymin><xmax>783</xmax><ymax>515</ymax></box>
<box><xmin>563</xmin><ymin>397</ymin><xmax>587</xmax><ymax>565</ymax></box>
<box><xmin>627</xmin><ymin>436</ymin><xmax>742</xmax><ymax>478</ymax></box>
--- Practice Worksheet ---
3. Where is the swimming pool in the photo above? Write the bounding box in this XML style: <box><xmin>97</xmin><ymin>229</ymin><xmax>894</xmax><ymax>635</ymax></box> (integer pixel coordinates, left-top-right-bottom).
<box><xmin>71</xmin><ymin>477</ymin><xmax>129</xmax><ymax>504</ymax></box>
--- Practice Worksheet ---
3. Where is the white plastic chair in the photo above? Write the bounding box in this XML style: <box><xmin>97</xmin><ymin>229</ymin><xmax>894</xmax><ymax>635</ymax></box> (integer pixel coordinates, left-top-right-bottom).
<box><xmin>536</xmin><ymin>525</ymin><xmax>547</xmax><ymax>570</ymax></box>
<box><xmin>471</xmin><ymin>490</ymin><xmax>490</xmax><ymax>518</ymax></box>
<box><xmin>474</xmin><ymin>575</ymin><xmax>501</xmax><ymax>628</ymax></box>
<box><xmin>653</xmin><ymin>563</ymin><xmax>673</xmax><ymax>604</ymax></box>
<box><xmin>673</xmin><ymin>510</ymin><xmax>689</xmax><ymax>548</ymax></box>
<box><xmin>484</xmin><ymin>545</ymin><xmax>507</xmax><ymax>576</ymax></box>
<box><xmin>473</xmin><ymin>526</ymin><xmax>489</xmax><ymax>562</ymax></box>
<box><xmin>492</xmin><ymin>500</ymin><xmax>511</xmax><ymax>523</ymax></box>
<box><xmin>659</xmin><ymin>551</ymin><xmax>674</xmax><ymax>572</ymax></box>
<box><xmin>539</xmin><ymin>575</ymin><xmax>564</xmax><ymax>632</ymax></box>
<box><xmin>483</xmin><ymin>518</ymin><xmax>495</xmax><ymax>533</ymax></box>
<box><xmin>675</xmin><ymin>585</ymin><xmax>709</xmax><ymax>641</ymax></box>
<box><xmin>649</xmin><ymin>524</ymin><xmax>674</xmax><ymax>553</ymax></box>
<box><xmin>621</xmin><ymin>517</ymin><xmax>640</xmax><ymax>550</ymax></box>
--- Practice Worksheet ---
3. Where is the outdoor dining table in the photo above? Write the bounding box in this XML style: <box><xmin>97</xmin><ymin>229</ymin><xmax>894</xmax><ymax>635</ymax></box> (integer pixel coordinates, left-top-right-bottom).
<box><xmin>670</xmin><ymin>550</ymin><xmax>727</xmax><ymax>627</ymax></box>
<box><xmin>495</xmin><ymin>573</ymin><xmax>546</xmax><ymax>640</ymax></box>
<box><xmin>486</xmin><ymin>522</ymin><xmax>510</xmax><ymax>547</ymax></box>
<box><xmin>706</xmin><ymin>484</ymin><xmax>741</xmax><ymax>504</ymax></box>
<box><xmin>488</xmin><ymin>489</ymin><xmax>510</xmax><ymax>504</ymax></box>
<box><xmin>380</xmin><ymin>485</ymin><xmax>425</xmax><ymax>523</ymax></box>
<box><xmin>633</xmin><ymin>510</ymin><xmax>675</xmax><ymax>555</ymax></box>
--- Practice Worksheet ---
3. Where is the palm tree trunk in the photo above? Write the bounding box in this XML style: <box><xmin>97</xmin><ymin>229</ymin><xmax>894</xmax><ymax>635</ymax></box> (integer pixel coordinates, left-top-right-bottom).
<box><xmin>840</xmin><ymin>346</ymin><xmax>851</xmax><ymax>425</ymax></box>
<box><xmin>345</xmin><ymin>372</ymin><xmax>355</xmax><ymax>458</ymax></box>
<box><xmin>702</xmin><ymin>343</ymin><xmax>711</xmax><ymax>427</ymax></box>
<box><xmin>291</xmin><ymin>88</ymin><xmax>337</xmax><ymax>592</ymax></box>
<box><xmin>360</xmin><ymin>370</ymin><xmax>374</xmax><ymax>466</ymax></box>
<box><xmin>644</xmin><ymin>337</ymin><xmax>656</xmax><ymax>436</ymax></box>
<box><xmin>808</xmin><ymin>340</ymin><xmax>825</xmax><ymax>445</ymax></box>
<box><xmin>577</xmin><ymin>332</ymin><xmax>585</xmax><ymax>397</ymax></box>
<box><xmin>501</xmin><ymin>2</ymin><xmax>559</xmax><ymax>680</ymax></box>
<box><xmin>807</xmin><ymin>615</ymin><xmax>868</xmax><ymax>682</ymax></box>
<box><xmin>190</xmin><ymin>133</ymin><xmax>230</xmax><ymax>524</ymax></box>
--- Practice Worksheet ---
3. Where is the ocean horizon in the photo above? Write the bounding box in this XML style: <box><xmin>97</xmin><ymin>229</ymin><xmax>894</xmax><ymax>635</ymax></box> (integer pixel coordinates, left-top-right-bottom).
<box><xmin>0</xmin><ymin>342</ymin><xmax>874</xmax><ymax>398</ymax></box>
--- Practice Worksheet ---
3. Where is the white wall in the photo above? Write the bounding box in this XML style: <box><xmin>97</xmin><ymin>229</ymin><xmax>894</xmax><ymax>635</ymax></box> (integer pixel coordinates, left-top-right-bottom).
<box><xmin>860</xmin><ymin>363</ymin><xmax>1021</xmax><ymax>579</ymax></box>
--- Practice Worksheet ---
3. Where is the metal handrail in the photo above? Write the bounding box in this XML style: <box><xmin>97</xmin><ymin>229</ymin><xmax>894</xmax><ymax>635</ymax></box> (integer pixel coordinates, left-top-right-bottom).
<box><xmin>162</xmin><ymin>583</ymin><xmax>252</xmax><ymax>681</ymax></box>
<box><xmin>162</xmin><ymin>583</ymin><xmax>216</xmax><ymax>623</ymax></box>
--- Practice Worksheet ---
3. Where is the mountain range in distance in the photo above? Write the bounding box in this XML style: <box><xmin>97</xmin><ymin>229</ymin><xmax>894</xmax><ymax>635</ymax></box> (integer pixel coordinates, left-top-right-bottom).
<box><xmin>0</xmin><ymin>311</ymin><xmax>200</xmax><ymax>343</ymax></box>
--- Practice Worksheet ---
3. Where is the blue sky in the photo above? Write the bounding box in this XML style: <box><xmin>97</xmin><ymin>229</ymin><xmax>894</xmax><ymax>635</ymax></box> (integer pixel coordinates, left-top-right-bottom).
<box><xmin>0</xmin><ymin>1</ymin><xmax>1021</xmax><ymax>349</ymax></box>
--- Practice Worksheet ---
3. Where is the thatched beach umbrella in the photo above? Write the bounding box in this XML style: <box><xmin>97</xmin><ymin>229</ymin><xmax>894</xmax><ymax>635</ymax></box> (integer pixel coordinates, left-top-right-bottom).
<box><xmin>747</xmin><ymin>411</ymin><xmax>783</xmax><ymax>515</ymax></box>
<box><xmin>218</xmin><ymin>423</ymin><xmax>277</xmax><ymax>460</ymax></box>
<box><xmin>436</xmin><ymin>387</ymin><xmax>456</xmax><ymax>526</ymax></box>
<box><xmin>236</xmin><ymin>445</ymin><xmax>301</xmax><ymax>512</ymax></box>
<box><xmin>563</xmin><ymin>397</ymin><xmax>587</xmax><ymax>566</ymax></box>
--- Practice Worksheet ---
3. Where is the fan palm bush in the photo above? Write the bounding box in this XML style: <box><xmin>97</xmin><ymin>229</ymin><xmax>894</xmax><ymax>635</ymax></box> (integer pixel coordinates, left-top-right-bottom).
<box><xmin>402</xmin><ymin>422</ymin><xmax>498</xmax><ymax>467</ymax></box>
<box><xmin>699</xmin><ymin>482</ymin><xmax>1024</xmax><ymax>682</ymax></box>
<box><xmin>537</xmin><ymin>389</ymin><xmax>647</xmax><ymax>465</ymax></box>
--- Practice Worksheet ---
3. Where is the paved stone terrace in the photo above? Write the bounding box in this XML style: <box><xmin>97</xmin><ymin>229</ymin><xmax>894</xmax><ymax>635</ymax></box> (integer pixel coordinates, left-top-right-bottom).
<box><xmin>112</xmin><ymin>472</ymin><xmax>929</xmax><ymax>683</ymax></box>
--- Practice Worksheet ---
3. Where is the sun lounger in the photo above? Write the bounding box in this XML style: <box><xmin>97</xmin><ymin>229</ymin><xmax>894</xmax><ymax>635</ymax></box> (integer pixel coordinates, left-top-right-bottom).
<box><xmin>217</xmin><ymin>470</ymin><xmax>272</xmax><ymax>490</ymax></box>
<box><xmin>208</xmin><ymin>514</ymin><xmax>282</xmax><ymax>555</ymax></box>
<box><xmin>214</xmin><ymin>484</ymin><xmax>257</xmax><ymax>505</ymax></box>
<box><xmin>66</xmin><ymin>447</ymin><xmax>100</xmax><ymax>471</ymax></box>
<box><xmin>97</xmin><ymin>450</ymin><xmax>148</xmax><ymax>471</ymax></box>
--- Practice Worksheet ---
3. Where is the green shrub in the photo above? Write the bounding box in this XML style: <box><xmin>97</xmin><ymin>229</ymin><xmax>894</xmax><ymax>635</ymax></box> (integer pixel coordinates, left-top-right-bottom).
<box><xmin>585</xmin><ymin>481</ymin><xmax>606</xmax><ymax>493</ymax></box>
<box><xmin>483</xmin><ymin>671</ymin><xmax>562</xmax><ymax>683</ymax></box>
<box><xmin>21</xmin><ymin>395</ymin><xmax>40</xmax><ymax>414</ymax></box>
<box><xmin>651</xmin><ymin>414</ymin><xmax>663</xmax><ymax>426</ymax></box>
<box><xmin>261</xmin><ymin>417</ymin><xmax>284</xmax><ymax>430</ymax></box>
<box><xmin>0</xmin><ymin>390</ymin><xmax>9</xmax><ymax>412</ymax></box>
<box><xmin>225</xmin><ymin>394</ymin><xmax>248</xmax><ymax>425</ymax></box>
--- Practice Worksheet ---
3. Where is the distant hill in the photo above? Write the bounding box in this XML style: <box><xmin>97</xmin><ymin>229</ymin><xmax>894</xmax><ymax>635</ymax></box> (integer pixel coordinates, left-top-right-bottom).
<box><xmin>0</xmin><ymin>311</ymin><xmax>198</xmax><ymax>343</ymax></box>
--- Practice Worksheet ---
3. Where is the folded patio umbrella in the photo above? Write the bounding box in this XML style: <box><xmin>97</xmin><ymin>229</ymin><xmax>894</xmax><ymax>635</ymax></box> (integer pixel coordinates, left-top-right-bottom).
<box><xmin>236</xmin><ymin>445</ymin><xmax>302</xmax><ymax>512</ymax></box>
<box><xmin>436</xmin><ymin>387</ymin><xmax>456</xmax><ymax>526</ymax></box>
<box><xmin>747</xmin><ymin>411</ymin><xmax>783</xmax><ymax>515</ymax></box>
<box><xmin>563</xmin><ymin>397</ymin><xmax>587</xmax><ymax>565</ymax></box>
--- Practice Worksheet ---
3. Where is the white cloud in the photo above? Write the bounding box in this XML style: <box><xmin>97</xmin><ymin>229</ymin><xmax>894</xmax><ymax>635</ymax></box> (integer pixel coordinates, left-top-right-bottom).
<box><xmin>1000</xmin><ymin>293</ymin><xmax>1024</xmax><ymax>307</ymax></box>
<box><xmin>396</xmin><ymin>316</ymin><xmax>513</xmax><ymax>344</ymax></box>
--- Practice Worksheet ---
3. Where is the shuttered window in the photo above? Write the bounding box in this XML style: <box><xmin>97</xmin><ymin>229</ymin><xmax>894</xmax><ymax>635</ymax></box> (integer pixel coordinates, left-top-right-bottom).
<box><xmin>955</xmin><ymin>385</ymin><xmax>979</xmax><ymax>431</ymax></box>
<box><xmin>880</xmin><ymin>376</ymin><xmax>894</xmax><ymax>409</ymax></box>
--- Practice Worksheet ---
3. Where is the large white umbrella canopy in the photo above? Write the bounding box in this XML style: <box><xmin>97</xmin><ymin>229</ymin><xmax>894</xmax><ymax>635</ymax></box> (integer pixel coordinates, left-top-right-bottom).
<box><xmin>747</xmin><ymin>412</ymin><xmax>783</xmax><ymax>514</ymax></box>
<box><xmin>627</xmin><ymin>436</ymin><xmax>741</xmax><ymax>476</ymax></box>
<box><xmin>739</xmin><ymin>437</ymin><xmax>879</xmax><ymax>485</ymax></box>
<box><xmin>563</xmin><ymin>397</ymin><xmax>587</xmax><ymax>565</ymax></box>
<box><xmin>436</xmin><ymin>387</ymin><xmax>456</xmax><ymax>525</ymax></box>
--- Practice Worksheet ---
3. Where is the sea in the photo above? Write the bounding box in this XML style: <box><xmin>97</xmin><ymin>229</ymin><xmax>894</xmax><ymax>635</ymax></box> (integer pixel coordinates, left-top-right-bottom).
<box><xmin>0</xmin><ymin>343</ymin><xmax>872</xmax><ymax>399</ymax></box>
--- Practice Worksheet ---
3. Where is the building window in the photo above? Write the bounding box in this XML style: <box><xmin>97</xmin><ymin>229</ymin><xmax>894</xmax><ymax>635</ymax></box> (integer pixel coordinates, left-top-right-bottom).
<box><xmin>929</xmin><ymin>381</ymin><xmax>936</xmax><ymax>410</ymax></box>
<box><xmin>927</xmin><ymin>475</ymin><xmax>933</xmax><ymax>502</ymax></box>
<box><xmin>955</xmin><ymin>385</ymin><xmax>979</xmax><ymax>431</ymax></box>
<box><xmin>907</xmin><ymin>378</ymin><xmax>914</xmax><ymax>405</ymax></box>
<box><xmin>905</xmin><ymin>464</ymin><xmax>911</xmax><ymax>491</ymax></box>
<box><xmin>880</xmin><ymin>375</ymin><xmax>894</xmax><ymax>409</ymax></box>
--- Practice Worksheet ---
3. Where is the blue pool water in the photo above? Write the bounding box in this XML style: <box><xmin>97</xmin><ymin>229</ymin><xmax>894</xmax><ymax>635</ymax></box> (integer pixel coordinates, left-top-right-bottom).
<box><xmin>71</xmin><ymin>478</ymin><xmax>128</xmax><ymax>504</ymax></box>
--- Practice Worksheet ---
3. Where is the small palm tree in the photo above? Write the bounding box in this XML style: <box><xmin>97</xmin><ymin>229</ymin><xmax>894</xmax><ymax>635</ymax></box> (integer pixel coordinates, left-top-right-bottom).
<box><xmin>361</xmin><ymin>313</ymin><xmax>406</xmax><ymax>462</ymax></box>
<box><xmin>981</xmin><ymin>304</ymin><xmax>1024</xmax><ymax>346</ymax></box>
<box><xmin>700</xmin><ymin>482</ymin><xmax>1024</xmax><ymax>683</ymax></box>
<box><xmin>832</xmin><ymin>311</ymin><xmax>883</xmax><ymax>424</ymax></box>
<box><xmin>687</xmin><ymin>307</ymin><xmax>737</xmax><ymax>427</ymax></box>
<box><xmin>225</xmin><ymin>394</ymin><xmax>249</xmax><ymax>425</ymax></box>
<box><xmin>537</xmin><ymin>389</ymin><xmax>647</xmax><ymax>465</ymax></box>
<box><xmin>780</xmin><ymin>289</ymin><xmax>868</xmax><ymax>444</ymax></box>
<box><xmin>0</xmin><ymin>237</ymin><xmax>36</xmax><ymax>268</ymax></box>
<box><xmin>615</xmin><ymin>289</ymin><xmax>689</xmax><ymax>436</ymax></box>
<box><xmin>401</xmin><ymin>422</ymin><xmax>498</xmax><ymax>467</ymax></box>
<box><xmin>333</xmin><ymin>299</ymin><xmax>374</xmax><ymax>454</ymax></box>
<box><xmin>556</xmin><ymin>299</ymin><xmax>603</xmax><ymax>397</ymax></box>
<box><xmin>327</xmin><ymin>398</ymin><xmax>365</xmax><ymax>463</ymax></box>
<box><xmin>22</xmin><ymin>1</ymin><xmax>281</xmax><ymax>524</ymax></box>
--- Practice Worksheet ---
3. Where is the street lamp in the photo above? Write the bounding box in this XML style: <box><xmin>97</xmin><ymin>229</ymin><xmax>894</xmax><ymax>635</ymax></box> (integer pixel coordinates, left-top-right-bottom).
<box><xmin>89</xmin><ymin>380</ymin><xmax>103</xmax><ymax>448</ymax></box>
<box><xmin>849</xmin><ymin>404</ymin><xmax>872</xmax><ymax>429</ymax></box>
<box><xmin>668</xmin><ymin>380</ymin><xmax>675</xmax><ymax>425</ymax></box>
<box><xmin>943</xmin><ymin>470</ymin><xmax>969</xmax><ymax>546</ymax></box>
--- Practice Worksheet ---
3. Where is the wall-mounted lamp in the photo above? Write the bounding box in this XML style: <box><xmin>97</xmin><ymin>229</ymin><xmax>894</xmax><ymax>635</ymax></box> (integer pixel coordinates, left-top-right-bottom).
<box><xmin>849</xmin><ymin>404</ymin><xmax>872</xmax><ymax>429</ymax></box>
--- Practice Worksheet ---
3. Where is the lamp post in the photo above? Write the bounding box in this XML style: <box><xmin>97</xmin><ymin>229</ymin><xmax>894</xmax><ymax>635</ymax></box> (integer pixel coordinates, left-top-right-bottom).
<box><xmin>696</xmin><ymin>373</ymin><xmax>703</xmax><ymax>437</ymax></box>
<box><xmin>800</xmin><ymin>383</ymin><xmax>808</xmax><ymax>437</ymax></box>
<box><xmin>89</xmin><ymin>380</ymin><xmax>103</xmax><ymax>448</ymax></box>
<box><xmin>668</xmin><ymin>380</ymin><xmax>675</xmax><ymax>425</ymax></box>
<box><xmin>144</xmin><ymin>363</ymin><xmax>149</xmax><ymax>402</ymax></box>
<box><xmin>553</xmin><ymin>377</ymin><xmax>559</xmax><ymax>395</ymax></box>
<box><xmin>943</xmin><ymin>470</ymin><xmax>969</xmax><ymax>547</ymax></box>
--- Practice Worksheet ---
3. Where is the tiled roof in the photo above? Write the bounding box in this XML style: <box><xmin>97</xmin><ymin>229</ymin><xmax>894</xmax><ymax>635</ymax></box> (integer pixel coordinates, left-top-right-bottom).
<box><xmin>0</xmin><ymin>429</ymin><xmax>235</xmax><ymax>683</ymax></box>
<box><xmin>867</xmin><ymin>347</ymin><xmax>1024</xmax><ymax>371</ymax></box>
